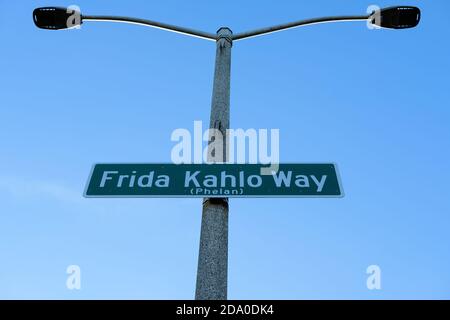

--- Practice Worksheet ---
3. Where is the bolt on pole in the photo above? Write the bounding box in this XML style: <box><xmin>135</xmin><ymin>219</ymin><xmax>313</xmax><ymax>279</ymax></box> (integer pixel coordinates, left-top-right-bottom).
<box><xmin>195</xmin><ymin>27</ymin><xmax>233</xmax><ymax>300</ymax></box>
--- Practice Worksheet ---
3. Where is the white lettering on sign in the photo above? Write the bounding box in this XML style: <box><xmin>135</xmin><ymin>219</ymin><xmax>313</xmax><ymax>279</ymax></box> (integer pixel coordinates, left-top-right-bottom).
<box><xmin>273</xmin><ymin>171</ymin><xmax>327</xmax><ymax>192</ymax></box>
<box><xmin>96</xmin><ymin>169</ymin><xmax>332</xmax><ymax>193</ymax></box>
<box><xmin>100</xmin><ymin>171</ymin><xmax>170</xmax><ymax>188</ymax></box>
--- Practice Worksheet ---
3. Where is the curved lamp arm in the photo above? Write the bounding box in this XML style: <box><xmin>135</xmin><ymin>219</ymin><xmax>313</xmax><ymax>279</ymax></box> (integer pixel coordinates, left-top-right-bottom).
<box><xmin>83</xmin><ymin>15</ymin><xmax>370</xmax><ymax>42</ymax></box>
<box><xmin>233</xmin><ymin>15</ymin><xmax>369</xmax><ymax>41</ymax></box>
<box><xmin>82</xmin><ymin>15</ymin><xmax>217</xmax><ymax>41</ymax></box>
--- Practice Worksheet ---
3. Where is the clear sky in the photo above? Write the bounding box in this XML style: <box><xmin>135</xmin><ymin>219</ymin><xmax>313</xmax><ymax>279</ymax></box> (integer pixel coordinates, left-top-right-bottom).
<box><xmin>1</xmin><ymin>0</ymin><xmax>449</xmax><ymax>299</ymax></box>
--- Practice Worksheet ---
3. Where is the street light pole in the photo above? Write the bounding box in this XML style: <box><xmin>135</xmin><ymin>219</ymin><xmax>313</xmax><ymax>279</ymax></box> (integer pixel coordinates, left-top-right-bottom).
<box><xmin>195</xmin><ymin>27</ymin><xmax>233</xmax><ymax>300</ymax></box>
<box><xmin>33</xmin><ymin>5</ymin><xmax>420</xmax><ymax>301</ymax></box>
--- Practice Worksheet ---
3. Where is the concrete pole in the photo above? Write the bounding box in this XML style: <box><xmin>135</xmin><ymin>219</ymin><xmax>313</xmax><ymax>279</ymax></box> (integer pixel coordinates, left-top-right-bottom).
<box><xmin>195</xmin><ymin>27</ymin><xmax>232</xmax><ymax>300</ymax></box>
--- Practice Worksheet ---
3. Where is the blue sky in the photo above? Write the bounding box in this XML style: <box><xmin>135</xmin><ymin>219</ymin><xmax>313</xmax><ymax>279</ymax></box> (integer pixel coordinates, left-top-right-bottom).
<box><xmin>0</xmin><ymin>0</ymin><xmax>449</xmax><ymax>299</ymax></box>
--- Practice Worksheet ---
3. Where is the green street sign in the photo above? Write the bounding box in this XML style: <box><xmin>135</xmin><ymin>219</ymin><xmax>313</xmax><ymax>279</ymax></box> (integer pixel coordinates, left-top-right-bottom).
<box><xmin>84</xmin><ymin>163</ymin><xmax>343</xmax><ymax>198</ymax></box>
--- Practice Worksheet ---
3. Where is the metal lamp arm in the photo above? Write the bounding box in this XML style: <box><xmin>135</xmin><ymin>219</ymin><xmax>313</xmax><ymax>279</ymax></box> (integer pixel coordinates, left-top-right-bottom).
<box><xmin>82</xmin><ymin>15</ymin><xmax>217</xmax><ymax>41</ymax></box>
<box><xmin>233</xmin><ymin>15</ymin><xmax>369</xmax><ymax>41</ymax></box>
<box><xmin>83</xmin><ymin>14</ymin><xmax>369</xmax><ymax>42</ymax></box>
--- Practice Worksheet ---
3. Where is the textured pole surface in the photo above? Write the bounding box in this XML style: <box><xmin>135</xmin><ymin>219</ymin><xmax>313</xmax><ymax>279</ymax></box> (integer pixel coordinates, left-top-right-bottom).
<box><xmin>195</xmin><ymin>27</ymin><xmax>232</xmax><ymax>300</ymax></box>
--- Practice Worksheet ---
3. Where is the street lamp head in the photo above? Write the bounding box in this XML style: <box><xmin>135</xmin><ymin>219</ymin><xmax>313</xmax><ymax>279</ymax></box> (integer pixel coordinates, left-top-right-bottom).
<box><xmin>370</xmin><ymin>6</ymin><xmax>421</xmax><ymax>29</ymax></box>
<box><xmin>33</xmin><ymin>7</ymin><xmax>82</xmax><ymax>30</ymax></box>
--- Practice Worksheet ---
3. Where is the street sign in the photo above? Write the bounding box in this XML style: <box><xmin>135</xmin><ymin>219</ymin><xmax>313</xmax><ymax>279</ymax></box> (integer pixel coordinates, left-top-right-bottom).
<box><xmin>85</xmin><ymin>163</ymin><xmax>343</xmax><ymax>198</ymax></box>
